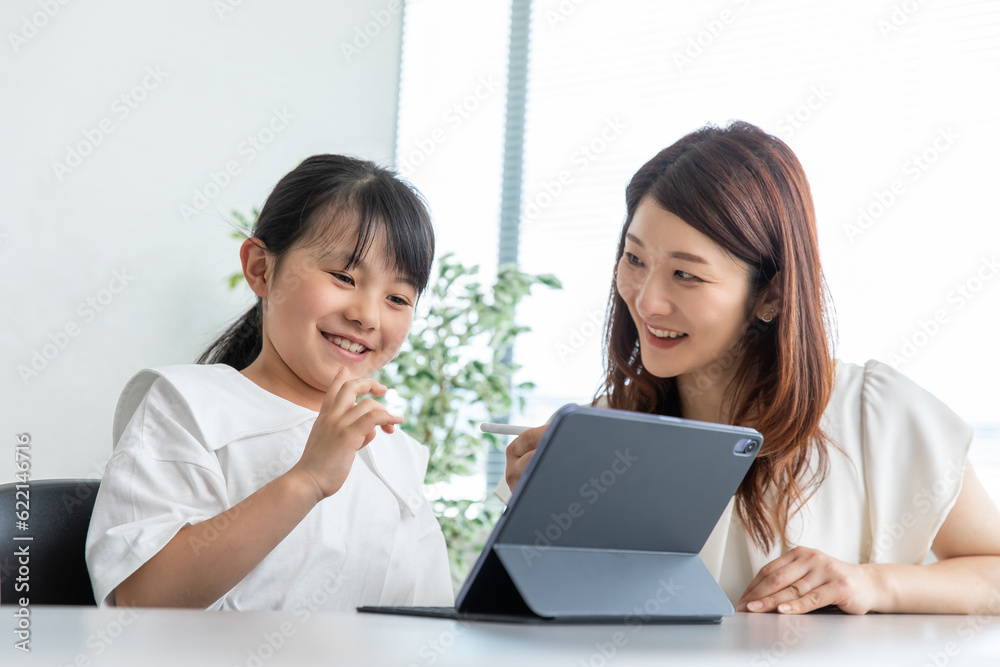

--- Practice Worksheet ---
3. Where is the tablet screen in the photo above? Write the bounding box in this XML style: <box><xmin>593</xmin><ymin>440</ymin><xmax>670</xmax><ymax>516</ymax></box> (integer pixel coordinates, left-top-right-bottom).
<box><xmin>496</xmin><ymin>405</ymin><xmax>761</xmax><ymax>555</ymax></box>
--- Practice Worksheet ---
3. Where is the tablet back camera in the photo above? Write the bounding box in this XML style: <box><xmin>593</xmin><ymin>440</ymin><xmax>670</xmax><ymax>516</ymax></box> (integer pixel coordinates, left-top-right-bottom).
<box><xmin>733</xmin><ymin>438</ymin><xmax>757</xmax><ymax>456</ymax></box>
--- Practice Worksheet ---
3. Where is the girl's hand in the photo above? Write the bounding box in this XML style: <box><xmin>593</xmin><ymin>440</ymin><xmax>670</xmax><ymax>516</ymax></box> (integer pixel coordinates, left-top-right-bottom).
<box><xmin>504</xmin><ymin>425</ymin><xmax>548</xmax><ymax>492</ymax></box>
<box><xmin>290</xmin><ymin>367</ymin><xmax>403</xmax><ymax>502</ymax></box>
<box><xmin>737</xmin><ymin>546</ymin><xmax>881</xmax><ymax>615</ymax></box>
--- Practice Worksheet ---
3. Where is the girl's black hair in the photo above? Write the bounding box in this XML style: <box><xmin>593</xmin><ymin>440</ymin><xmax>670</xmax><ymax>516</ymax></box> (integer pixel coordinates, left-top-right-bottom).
<box><xmin>197</xmin><ymin>154</ymin><xmax>435</xmax><ymax>370</ymax></box>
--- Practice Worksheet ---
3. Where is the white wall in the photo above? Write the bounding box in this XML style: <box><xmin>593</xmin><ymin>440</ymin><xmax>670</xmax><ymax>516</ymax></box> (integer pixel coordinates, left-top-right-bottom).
<box><xmin>0</xmin><ymin>0</ymin><xmax>405</xmax><ymax>480</ymax></box>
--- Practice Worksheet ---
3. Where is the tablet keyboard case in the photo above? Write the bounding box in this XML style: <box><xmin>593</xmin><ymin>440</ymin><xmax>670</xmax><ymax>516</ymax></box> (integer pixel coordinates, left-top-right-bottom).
<box><xmin>454</xmin><ymin>406</ymin><xmax>761</xmax><ymax>623</ymax></box>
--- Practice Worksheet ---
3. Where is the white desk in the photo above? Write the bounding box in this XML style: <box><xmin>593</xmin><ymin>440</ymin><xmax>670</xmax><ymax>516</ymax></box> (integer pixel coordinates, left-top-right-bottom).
<box><xmin>7</xmin><ymin>607</ymin><xmax>1000</xmax><ymax>666</ymax></box>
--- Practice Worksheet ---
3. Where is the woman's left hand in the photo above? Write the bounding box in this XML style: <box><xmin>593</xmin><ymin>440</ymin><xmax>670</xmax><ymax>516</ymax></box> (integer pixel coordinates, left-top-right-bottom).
<box><xmin>737</xmin><ymin>546</ymin><xmax>882</xmax><ymax>614</ymax></box>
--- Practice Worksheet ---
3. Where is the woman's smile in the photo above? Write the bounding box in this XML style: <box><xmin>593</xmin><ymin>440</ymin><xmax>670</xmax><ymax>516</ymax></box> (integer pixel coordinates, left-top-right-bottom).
<box><xmin>643</xmin><ymin>324</ymin><xmax>689</xmax><ymax>349</ymax></box>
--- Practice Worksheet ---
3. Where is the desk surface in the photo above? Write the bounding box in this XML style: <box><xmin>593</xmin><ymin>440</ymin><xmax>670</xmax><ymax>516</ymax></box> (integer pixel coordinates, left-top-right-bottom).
<box><xmin>7</xmin><ymin>606</ymin><xmax>1000</xmax><ymax>666</ymax></box>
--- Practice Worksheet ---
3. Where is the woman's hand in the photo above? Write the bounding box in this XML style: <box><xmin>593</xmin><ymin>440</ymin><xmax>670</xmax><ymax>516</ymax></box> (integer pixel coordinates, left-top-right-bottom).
<box><xmin>290</xmin><ymin>367</ymin><xmax>403</xmax><ymax>502</ymax></box>
<box><xmin>504</xmin><ymin>425</ymin><xmax>548</xmax><ymax>492</ymax></box>
<box><xmin>737</xmin><ymin>546</ymin><xmax>882</xmax><ymax>615</ymax></box>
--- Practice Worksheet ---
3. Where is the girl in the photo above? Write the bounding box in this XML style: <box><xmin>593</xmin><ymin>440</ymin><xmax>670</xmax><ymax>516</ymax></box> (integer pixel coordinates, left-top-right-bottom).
<box><xmin>86</xmin><ymin>155</ymin><xmax>453</xmax><ymax>609</ymax></box>
<box><xmin>502</xmin><ymin>122</ymin><xmax>1000</xmax><ymax>615</ymax></box>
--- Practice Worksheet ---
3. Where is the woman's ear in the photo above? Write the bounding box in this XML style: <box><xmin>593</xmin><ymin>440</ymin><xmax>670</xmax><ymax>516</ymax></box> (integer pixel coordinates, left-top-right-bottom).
<box><xmin>240</xmin><ymin>238</ymin><xmax>270</xmax><ymax>298</ymax></box>
<box><xmin>754</xmin><ymin>271</ymin><xmax>782</xmax><ymax>323</ymax></box>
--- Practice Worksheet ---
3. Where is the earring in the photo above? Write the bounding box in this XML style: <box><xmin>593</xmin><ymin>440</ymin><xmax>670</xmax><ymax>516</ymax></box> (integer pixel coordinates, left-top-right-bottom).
<box><xmin>760</xmin><ymin>312</ymin><xmax>774</xmax><ymax>323</ymax></box>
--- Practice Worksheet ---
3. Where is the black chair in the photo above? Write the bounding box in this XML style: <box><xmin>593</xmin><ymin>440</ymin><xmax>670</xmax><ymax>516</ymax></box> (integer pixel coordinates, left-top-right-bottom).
<box><xmin>0</xmin><ymin>479</ymin><xmax>100</xmax><ymax>605</ymax></box>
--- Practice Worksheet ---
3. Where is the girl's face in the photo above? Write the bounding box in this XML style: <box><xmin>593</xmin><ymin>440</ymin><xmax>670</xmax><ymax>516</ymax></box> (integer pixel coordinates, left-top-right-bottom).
<box><xmin>250</xmin><ymin>228</ymin><xmax>416</xmax><ymax>401</ymax></box>
<box><xmin>615</xmin><ymin>197</ymin><xmax>754</xmax><ymax>385</ymax></box>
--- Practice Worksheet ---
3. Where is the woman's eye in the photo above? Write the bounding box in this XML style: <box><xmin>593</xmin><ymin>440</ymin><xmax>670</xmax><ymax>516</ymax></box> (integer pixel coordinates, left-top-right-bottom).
<box><xmin>624</xmin><ymin>252</ymin><xmax>642</xmax><ymax>266</ymax></box>
<box><xmin>675</xmin><ymin>270</ymin><xmax>701</xmax><ymax>281</ymax></box>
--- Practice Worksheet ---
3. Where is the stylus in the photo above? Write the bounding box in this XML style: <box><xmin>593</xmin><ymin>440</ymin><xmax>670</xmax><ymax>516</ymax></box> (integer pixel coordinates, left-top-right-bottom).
<box><xmin>479</xmin><ymin>423</ymin><xmax>530</xmax><ymax>436</ymax></box>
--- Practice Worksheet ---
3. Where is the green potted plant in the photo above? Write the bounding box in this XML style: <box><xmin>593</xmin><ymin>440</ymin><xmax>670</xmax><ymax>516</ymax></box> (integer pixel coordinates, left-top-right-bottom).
<box><xmin>380</xmin><ymin>253</ymin><xmax>560</xmax><ymax>587</ymax></box>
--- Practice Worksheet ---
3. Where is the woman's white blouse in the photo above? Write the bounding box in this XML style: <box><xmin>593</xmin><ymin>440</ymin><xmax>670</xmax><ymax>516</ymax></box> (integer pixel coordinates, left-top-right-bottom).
<box><xmin>85</xmin><ymin>364</ymin><xmax>454</xmax><ymax>610</ymax></box>
<box><xmin>705</xmin><ymin>359</ymin><xmax>971</xmax><ymax>602</ymax></box>
<box><xmin>496</xmin><ymin>360</ymin><xmax>972</xmax><ymax>604</ymax></box>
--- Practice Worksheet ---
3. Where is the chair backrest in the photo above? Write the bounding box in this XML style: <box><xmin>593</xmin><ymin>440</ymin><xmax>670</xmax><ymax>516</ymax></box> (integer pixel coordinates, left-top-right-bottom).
<box><xmin>0</xmin><ymin>479</ymin><xmax>101</xmax><ymax>605</ymax></box>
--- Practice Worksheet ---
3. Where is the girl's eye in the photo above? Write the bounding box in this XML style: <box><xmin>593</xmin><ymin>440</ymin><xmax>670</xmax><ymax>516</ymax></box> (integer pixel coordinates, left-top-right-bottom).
<box><xmin>330</xmin><ymin>272</ymin><xmax>354</xmax><ymax>285</ymax></box>
<box><xmin>388</xmin><ymin>295</ymin><xmax>411</xmax><ymax>307</ymax></box>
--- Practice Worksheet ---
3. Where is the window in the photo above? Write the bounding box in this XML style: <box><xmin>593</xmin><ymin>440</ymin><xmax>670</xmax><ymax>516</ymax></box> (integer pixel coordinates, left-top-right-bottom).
<box><xmin>398</xmin><ymin>0</ymin><xmax>1000</xmax><ymax>500</ymax></box>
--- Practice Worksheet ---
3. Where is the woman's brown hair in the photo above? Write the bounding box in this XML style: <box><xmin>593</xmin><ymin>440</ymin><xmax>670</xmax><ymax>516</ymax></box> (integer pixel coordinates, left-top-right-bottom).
<box><xmin>600</xmin><ymin>121</ymin><xmax>836</xmax><ymax>551</ymax></box>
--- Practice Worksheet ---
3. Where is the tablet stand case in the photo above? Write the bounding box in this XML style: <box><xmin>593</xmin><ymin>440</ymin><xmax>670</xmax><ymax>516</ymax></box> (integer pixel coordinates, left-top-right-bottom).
<box><xmin>461</xmin><ymin>407</ymin><xmax>760</xmax><ymax>623</ymax></box>
<box><xmin>362</xmin><ymin>406</ymin><xmax>761</xmax><ymax>624</ymax></box>
<box><xmin>458</xmin><ymin>545</ymin><xmax>733</xmax><ymax>623</ymax></box>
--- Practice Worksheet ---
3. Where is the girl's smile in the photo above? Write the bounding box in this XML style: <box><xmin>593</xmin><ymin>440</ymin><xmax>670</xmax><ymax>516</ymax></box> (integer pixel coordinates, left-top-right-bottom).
<box><xmin>322</xmin><ymin>332</ymin><xmax>372</xmax><ymax>356</ymax></box>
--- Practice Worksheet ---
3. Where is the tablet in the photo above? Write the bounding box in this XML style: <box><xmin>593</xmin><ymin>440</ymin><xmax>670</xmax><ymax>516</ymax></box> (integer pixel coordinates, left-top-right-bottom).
<box><xmin>359</xmin><ymin>404</ymin><xmax>761</xmax><ymax>623</ymax></box>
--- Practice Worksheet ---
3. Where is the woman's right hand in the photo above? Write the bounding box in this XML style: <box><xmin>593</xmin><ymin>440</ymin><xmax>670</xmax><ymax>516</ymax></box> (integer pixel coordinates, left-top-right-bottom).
<box><xmin>291</xmin><ymin>367</ymin><xmax>403</xmax><ymax>502</ymax></box>
<box><xmin>504</xmin><ymin>425</ymin><xmax>548</xmax><ymax>492</ymax></box>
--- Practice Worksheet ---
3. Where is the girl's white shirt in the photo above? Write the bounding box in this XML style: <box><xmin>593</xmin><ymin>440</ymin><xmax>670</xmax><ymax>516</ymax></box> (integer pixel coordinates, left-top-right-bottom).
<box><xmin>85</xmin><ymin>364</ymin><xmax>454</xmax><ymax>610</ymax></box>
<box><xmin>495</xmin><ymin>360</ymin><xmax>972</xmax><ymax>604</ymax></box>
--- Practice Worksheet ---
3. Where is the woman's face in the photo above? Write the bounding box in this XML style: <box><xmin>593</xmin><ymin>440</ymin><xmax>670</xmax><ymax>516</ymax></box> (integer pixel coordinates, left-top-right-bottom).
<box><xmin>615</xmin><ymin>197</ymin><xmax>754</xmax><ymax>384</ymax></box>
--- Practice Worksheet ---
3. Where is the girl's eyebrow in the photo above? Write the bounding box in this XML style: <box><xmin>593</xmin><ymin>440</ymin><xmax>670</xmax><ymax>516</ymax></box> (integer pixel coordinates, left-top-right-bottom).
<box><xmin>625</xmin><ymin>233</ymin><xmax>709</xmax><ymax>265</ymax></box>
<box><xmin>317</xmin><ymin>248</ymin><xmax>353</xmax><ymax>266</ymax></box>
<box><xmin>395</xmin><ymin>273</ymin><xmax>420</xmax><ymax>291</ymax></box>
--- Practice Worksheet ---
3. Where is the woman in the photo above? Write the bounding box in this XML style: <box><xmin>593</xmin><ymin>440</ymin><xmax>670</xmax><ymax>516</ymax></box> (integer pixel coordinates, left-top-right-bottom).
<box><xmin>503</xmin><ymin>121</ymin><xmax>1000</xmax><ymax>615</ymax></box>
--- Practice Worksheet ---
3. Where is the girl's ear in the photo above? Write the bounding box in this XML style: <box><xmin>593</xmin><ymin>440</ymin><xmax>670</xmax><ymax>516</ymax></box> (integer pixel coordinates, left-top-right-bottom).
<box><xmin>240</xmin><ymin>238</ymin><xmax>270</xmax><ymax>298</ymax></box>
<box><xmin>754</xmin><ymin>271</ymin><xmax>783</xmax><ymax>323</ymax></box>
